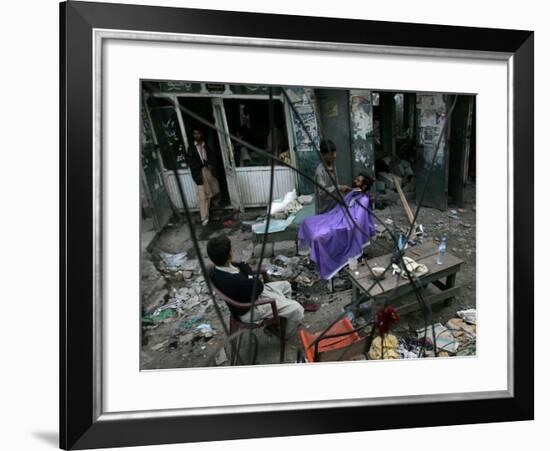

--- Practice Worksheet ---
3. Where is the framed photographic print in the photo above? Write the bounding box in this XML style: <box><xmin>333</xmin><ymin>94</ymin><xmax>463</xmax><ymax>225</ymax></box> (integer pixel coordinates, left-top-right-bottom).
<box><xmin>60</xmin><ymin>1</ymin><xmax>533</xmax><ymax>449</ymax></box>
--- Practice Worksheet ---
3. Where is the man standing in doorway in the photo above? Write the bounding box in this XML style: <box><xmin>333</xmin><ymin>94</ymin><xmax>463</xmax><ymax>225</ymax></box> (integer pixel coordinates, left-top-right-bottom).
<box><xmin>186</xmin><ymin>129</ymin><xmax>220</xmax><ymax>226</ymax></box>
<box><xmin>314</xmin><ymin>139</ymin><xmax>350</xmax><ymax>214</ymax></box>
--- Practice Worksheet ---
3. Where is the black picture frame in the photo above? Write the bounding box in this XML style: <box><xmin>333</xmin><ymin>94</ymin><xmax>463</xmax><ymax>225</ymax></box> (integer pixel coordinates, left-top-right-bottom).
<box><xmin>60</xmin><ymin>1</ymin><xmax>534</xmax><ymax>449</ymax></box>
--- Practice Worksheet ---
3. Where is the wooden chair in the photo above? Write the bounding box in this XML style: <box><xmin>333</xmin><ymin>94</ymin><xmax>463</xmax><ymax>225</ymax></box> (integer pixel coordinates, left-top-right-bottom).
<box><xmin>212</xmin><ymin>286</ymin><xmax>287</xmax><ymax>365</ymax></box>
<box><xmin>298</xmin><ymin>318</ymin><xmax>368</xmax><ymax>362</ymax></box>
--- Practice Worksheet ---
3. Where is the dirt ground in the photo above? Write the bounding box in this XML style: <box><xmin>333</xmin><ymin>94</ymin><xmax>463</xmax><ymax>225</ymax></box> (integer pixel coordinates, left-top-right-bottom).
<box><xmin>140</xmin><ymin>184</ymin><xmax>476</xmax><ymax>369</ymax></box>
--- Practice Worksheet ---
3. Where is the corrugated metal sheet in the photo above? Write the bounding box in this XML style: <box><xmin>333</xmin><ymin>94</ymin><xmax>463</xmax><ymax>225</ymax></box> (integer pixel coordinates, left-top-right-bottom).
<box><xmin>163</xmin><ymin>170</ymin><xmax>199</xmax><ymax>210</ymax></box>
<box><xmin>236</xmin><ymin>167</ymin><xmax>295</xmax><ymax>207</ymax></box>
<box><xmin>164</xmin><ymin>167</ymin><xmax>296</xmax><ymax>210</ymax></box>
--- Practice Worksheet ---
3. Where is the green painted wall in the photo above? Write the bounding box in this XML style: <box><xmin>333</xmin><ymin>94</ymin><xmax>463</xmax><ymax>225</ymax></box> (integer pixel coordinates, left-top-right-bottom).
<box><xmin>415</xmin><ymin>93</ymin><xmax>450</xmax><ymax>210</ymax></box>
<box><xmin>286</xmin><ymin>87</ymin><xmax>321</xmax><ymax>195</ymax></box>
<box><xmin>141</xmin><ymin>99</ymin><xmax>174</xmax><ymax>229</ymax></box>
<box><xmin>316</xmin><ymin>89</ymin><xmax>353</xmax><ymax>186</ymax></box>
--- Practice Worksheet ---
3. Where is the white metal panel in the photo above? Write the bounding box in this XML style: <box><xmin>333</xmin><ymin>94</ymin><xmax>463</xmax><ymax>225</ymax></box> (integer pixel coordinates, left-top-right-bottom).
<box><xmin>236</xmin><ymin>166</ymin><xmax>295</xmax><ymax>207</ymax></box>
<box><xmin>212</xmin><ymin>98</ymin><xmax>243</xmax><ymax>212</ymax></box>
<box><xmin>163</xmin><ymin>169</ymin><xmax>199</xmax><ymax>210</ymax></box>
<box><xmin>164</xmin><ymin>167</ymin><xmax>296</xmax><ymax>210</ymax></box>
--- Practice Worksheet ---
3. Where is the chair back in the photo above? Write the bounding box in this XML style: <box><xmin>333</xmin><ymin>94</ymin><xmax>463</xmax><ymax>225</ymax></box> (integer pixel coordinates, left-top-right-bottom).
<box><xmin>211</xmin><ymin>284</ymin><xmax>252</xmax><ymax>311</ymax></box>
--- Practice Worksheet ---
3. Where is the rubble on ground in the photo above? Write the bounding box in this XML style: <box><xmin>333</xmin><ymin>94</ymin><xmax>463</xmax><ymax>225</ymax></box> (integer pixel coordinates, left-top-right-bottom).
<box><xmin>141</xmin><ymin>184</ymin><xmax>477</xmax><ymax>367</ymax></box>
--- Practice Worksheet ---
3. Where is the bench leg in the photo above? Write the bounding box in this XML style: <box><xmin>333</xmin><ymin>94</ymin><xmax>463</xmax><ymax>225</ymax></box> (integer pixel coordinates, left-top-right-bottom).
<box><xmin>328</xmin><ymin>278</ymin><xmax>335</xmax><ymax>293</ymax></box>
<box><xmin>443</xmin><ymin>273</ymin><xmax>457</xmax><ymax>306</ymax></box>
<box><xmin>352</xmin><ymin>284</ymin><xmax>359</xmax><ymax>302</ymax></box>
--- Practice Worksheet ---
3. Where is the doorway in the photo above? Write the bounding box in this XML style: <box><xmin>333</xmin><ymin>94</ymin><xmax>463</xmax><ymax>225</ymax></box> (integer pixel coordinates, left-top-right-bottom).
<box><xmin>177</xmin><ymin>97</ymin><xmax>230</xmax><ymax>207</ymax></box>
<box><xmin>223</xmin><ymin>98</ymin><xmax>289</xmax><ymax>166</ymax></box>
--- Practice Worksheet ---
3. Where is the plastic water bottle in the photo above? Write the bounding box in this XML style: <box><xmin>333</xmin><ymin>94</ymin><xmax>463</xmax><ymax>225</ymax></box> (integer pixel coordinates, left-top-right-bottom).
<box><xmin>437</xmin><ymin>237</ymin><xmax>447</xmax><ymax>265</ymax></box>
<box><xmin>342</xmin><ymin>308</ymin><xmax>355</xmax><ymax>324</ymax></box>
<box><xmin>348</xmin><ymin>256</ymin><xmax>359</xmax><ymax>276</ymax></box>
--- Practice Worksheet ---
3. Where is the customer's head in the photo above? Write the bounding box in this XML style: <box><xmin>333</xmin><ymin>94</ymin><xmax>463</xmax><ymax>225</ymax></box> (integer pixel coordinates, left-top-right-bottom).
<box><xmin>206</xmin><ymin>234</ymin><xmax>232</xmax><ymax>266</ymax></box>
<box><xmin>353</xmin><ymin>172</ymin><xmax>373</xmax><ymax>191</ymax></box>
<box><xmin>320</xmin><ymin>139</ymin><xmax>337</xmax><ymax>165</ymax></box>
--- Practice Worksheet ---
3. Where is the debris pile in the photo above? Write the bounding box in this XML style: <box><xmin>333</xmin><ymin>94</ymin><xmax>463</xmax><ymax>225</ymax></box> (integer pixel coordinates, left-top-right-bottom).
<box><xmin>411</xmin><ymin>308</ymin><xmax>476</xmax><ymax>358</ymax></box>
<box><xmin>142</xmin><ymin>272</ymin><xmax>227</xmax><ymax>361</ymax></box>
<box><xmin>363</xmin><ymin>308</ymin><xmax>476</xmax><ymax>360</ymax></box>
<box><xmin>265</xmin><ymin>254</ymin><xmax>319</xmax><ymax>288</ymax></box>
<box><xmin>154</xmin><ymin>251</ymin><xmax>200</xmax><ymax>280</ymax></box>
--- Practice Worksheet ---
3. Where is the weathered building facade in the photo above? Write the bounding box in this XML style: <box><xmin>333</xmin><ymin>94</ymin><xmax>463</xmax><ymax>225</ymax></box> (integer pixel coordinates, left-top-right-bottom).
<box><xmin>141</xmin><ymin>81</ymin><xmax>474</xmax><ymax>230</ymax></box>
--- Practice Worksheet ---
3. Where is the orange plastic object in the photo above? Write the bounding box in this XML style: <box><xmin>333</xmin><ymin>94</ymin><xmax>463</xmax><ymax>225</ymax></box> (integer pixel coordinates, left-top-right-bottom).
<box><xmin>299</xmin><ymin>318</ymin><xmax>361</xmax><ymax>362</ymax></box>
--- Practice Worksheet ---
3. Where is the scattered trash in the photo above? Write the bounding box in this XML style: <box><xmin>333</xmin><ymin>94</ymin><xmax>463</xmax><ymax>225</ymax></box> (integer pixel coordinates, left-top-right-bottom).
<box><xmin>175</xmin><ymin>316</ymin><xmax>203</xmax><ymax>331</ymax></box>
<box><xmin>417</xmin><ymin>323</ymin><xmax>459</xmax><ymax>354</ymax></box>
<box><xmin>392</xmin><ymin>256</ymin><xmax>429</xmax><ymax>278</ymax></box>
<box><xmin>285</xmin><ymin>199</ymin><xmax>303</xmax><ymax>215</ymax></box>
<box><xmin>269</xmin><ymin>189</ymin><xmax>298</xmax><ymax>215</ymax></box>
<box><xmin>297</xmin><ymin>195</ymin><xmax>313</xmax><ymax>205</ymax></box>
<box><xmin>457</xmin><ymin>339</ymin><xmax>476</xmax><ymax>356</ymax></box>
<box><xmin>368</xmin><ymin>334</ymin><xmax>399</xmax><ymax>359</ymax></box>
<box><xmin>142</xmin><ymin>181</ymin><xmax>476</xmax><ymax>368</ymax></box>
<box><xmin>195</xmin><ymin>323</ymin><xmax>215</xmax><ymax>340</ymax></box>
<box><xmin>447</xmin><ymin>209</ymin><xmax>460</xmax><ymax>220</ymax></box>
<box><xmin>397</xmin><ymin>342</ymin><xmax>419</xmax><ymax>359</ymax></box>
<box><xmin>457</xmin><ymin>308</ymin><xmax>477</xmax><ymax>324</ymax></box>
<box><xmin>142</xmin><ymin>308</ymin><xmax>175</xmax><ymax>326</ymax></box>
<box><xmin>274</xmin><ymin>255</ymin><xmax>301</xmax><ymax>265</ymax></box>
<box><xmin>446</xmin><ymin>318</ymin><xmax>476</xmax><ymax>343</ymax></box>
<box><xmin>158</xmin><ymin>251</ymin><xmax>188</xmax><ymax>270</ymax></box>
<box><xmin>265</xmin><ymin>264</ymin><xmax>293</xmax><ymax>279</ymax></box>
<box><xmin>295</xmin><ymin>274</ymin><xmax>314</xmax><ymax>287</ymax></box>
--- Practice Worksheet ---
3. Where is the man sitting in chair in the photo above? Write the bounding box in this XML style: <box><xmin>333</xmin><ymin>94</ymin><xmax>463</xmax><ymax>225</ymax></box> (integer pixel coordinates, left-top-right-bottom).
<box><xmin>298</xmin><ymin>173</ymin><xmax>377</xmax><ymax>280</ymax></box>
<box><xmin>207</xmin><ymin>235</ymin><xmax>304</xmax><ymax>338</ymax></box>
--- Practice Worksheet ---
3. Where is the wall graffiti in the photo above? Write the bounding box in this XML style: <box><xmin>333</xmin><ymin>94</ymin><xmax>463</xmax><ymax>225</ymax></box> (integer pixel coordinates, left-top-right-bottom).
<box><xmin>417</xmin><ymin>94</ymin><xmax>448</xmax><ymax>170</ymax></box>
<box><xmin>287</xmin><ymin>87</ymin><xmax>321</xmax><ymax>194</ymax></box>
<box><xmin>349</xmin><ymin>90</ymin><xmax>375</xmax><ymax>176</ymax></box>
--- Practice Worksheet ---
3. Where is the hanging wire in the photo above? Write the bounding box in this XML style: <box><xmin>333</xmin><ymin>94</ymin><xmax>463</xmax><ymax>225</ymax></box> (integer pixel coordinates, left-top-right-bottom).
<box><xmin>143</xmin><ymin>84</ymin><xmax>459</xmax><ymax>364</ymax></box>
<box><xmin>244</xmin><ymin>87</ymin><xmax>278</xmax><ymax>362</ymax></box>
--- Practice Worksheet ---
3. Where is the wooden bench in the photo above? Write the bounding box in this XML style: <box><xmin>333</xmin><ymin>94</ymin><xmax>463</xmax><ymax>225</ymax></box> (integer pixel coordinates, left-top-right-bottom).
<box><xmin>344</xmin><ymin>240</ymin><xmax>464</xmax><ymax>314</ymax></box>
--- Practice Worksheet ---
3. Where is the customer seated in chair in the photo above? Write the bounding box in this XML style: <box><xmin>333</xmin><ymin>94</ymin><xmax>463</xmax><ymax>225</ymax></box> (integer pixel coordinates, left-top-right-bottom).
<box><xmin>298</xmin><ymin>173</ymin><xmax>376</xmax><ymax>280</ymax></box>
<box><xmin>207</xmin><ymin>235</ymin><xmax>304</xmax><ymax>338</ymax></box>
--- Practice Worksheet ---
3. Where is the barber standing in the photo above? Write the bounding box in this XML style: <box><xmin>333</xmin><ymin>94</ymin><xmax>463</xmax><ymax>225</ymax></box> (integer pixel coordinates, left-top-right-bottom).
<box><xmin>186</xmin><ymin>129</ymin><xmax>220</xmax><ymax>226</ymax></box>
<box><xmin>314</xmin><ymin>139</ymin><xmax>350</xmax><ymax>214</ymax></box>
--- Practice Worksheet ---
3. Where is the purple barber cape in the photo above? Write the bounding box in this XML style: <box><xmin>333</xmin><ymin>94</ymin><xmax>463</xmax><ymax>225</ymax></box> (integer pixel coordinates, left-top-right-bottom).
<box><xmin>298</xmin><ymin>191</ymin><xmax>376</xmax><ymax>280</ymax></box>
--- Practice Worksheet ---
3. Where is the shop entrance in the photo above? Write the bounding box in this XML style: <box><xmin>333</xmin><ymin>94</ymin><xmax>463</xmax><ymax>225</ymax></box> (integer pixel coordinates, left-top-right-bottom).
<box><xmin>223</xmin><ymin>98</ymin><xmax>289</xmax><ymax>166</ymax></box>
<box><xmin>177</xmin><ymin>97</ymin><xmax>231</xmax><ymax>207</ymax></box>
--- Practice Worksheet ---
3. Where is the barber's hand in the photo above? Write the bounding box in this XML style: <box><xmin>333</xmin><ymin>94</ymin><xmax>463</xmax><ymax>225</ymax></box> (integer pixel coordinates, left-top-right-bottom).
<box><xmin>339</xmin><ymin>185</ymin><xmax>351</xmax><ymax>193</ymax></box>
